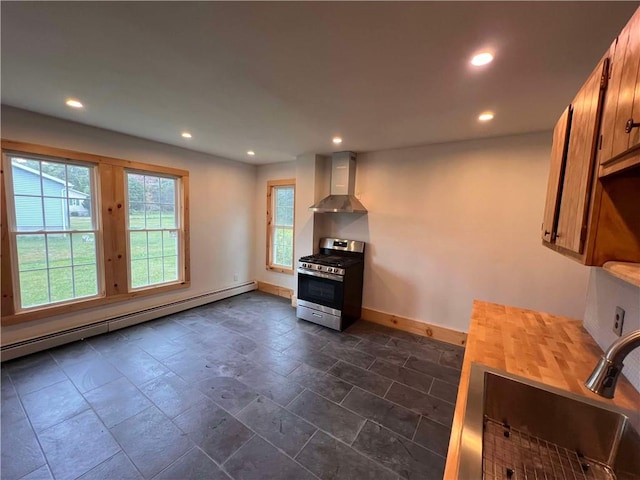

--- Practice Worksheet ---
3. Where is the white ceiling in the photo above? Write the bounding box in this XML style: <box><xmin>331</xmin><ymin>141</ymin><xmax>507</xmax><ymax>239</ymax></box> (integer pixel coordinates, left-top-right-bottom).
<box><xmin>1</xmin><ymin>2</ymin><xmax>637</xmax><ymax>165</ymax></box>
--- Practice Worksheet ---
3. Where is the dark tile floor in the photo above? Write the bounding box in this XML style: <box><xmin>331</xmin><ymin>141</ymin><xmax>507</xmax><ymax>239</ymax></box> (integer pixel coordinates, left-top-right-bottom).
<box><xmin>1</xmin><ymin>291</ymin><xmax>464</xmax><ymax>480</ymax></box>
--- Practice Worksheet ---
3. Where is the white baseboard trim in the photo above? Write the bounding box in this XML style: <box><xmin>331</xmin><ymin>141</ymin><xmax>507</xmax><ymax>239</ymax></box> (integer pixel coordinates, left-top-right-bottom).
<box><xmin>1</xmin><ymin>281</ymin><xmax>257</xmax><ymax>362</ymax></box>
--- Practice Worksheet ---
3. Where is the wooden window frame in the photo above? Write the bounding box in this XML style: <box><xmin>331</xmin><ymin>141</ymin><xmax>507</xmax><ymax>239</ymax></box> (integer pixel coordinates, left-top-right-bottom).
<box><xmin>124</xmin><ymin>170</ymin><xmax>184</xmax><ymax>291</ymax></box>
<box><xmin>3</xmin><ymin>153</ymin><xmax>104</xmax><ymax>312</ymax></box>
<box><xmin>1</xmin><ymin>140</ymin><xmax>190</xmax><ymax>326</ymax></box>
<box><xmin>266</xmin><ymin>179</ymin><xmax>295</xmax><ymax>274</ymax></box>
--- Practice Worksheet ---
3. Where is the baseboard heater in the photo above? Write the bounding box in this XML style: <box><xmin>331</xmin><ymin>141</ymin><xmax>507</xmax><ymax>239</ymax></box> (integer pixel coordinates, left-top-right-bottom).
<box><xmin>1</xmin><ymin>281</ymin><xmax>257</xmax><ymax>362</ymax></box>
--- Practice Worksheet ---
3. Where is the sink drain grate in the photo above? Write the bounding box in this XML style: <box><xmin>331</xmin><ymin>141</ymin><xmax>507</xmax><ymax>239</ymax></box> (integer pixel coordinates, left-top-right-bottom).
<box><xmin>482</xmin><ymin>418</ymin><xmax>615</xmax><ymax>480</ymax></box>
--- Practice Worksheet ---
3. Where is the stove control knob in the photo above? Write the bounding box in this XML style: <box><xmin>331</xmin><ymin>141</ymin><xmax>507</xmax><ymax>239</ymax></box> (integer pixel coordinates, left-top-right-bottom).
<box><xmin>330</xmin><ymin>268</ymin><xmax>336</xmax><ymax>273</ymax></box>
<box><xmin>301</xmin><ymin>263</ymin><xmax>306</xmax><ymax>268</ymax></box>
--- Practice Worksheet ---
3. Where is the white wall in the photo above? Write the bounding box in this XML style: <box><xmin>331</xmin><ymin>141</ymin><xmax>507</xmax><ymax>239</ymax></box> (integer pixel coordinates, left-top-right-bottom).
<box><xmin>584</xmin><ymin>268</ymin><xmax>640</xmax><ymax>391</ymax></box>
<box><xmin>321</xmin><ymin>131</ymin><xmax>590</xmax><ymax>332</ymax></box>
<box><xmin>255</xmin><ymin>161</ymin><xmax>297</xmax><ymax>290</ymax></box>
<box><xmin>1</xmin><ymin>106</ymin><xmax>257</xmax><ymax>345</ymax></box>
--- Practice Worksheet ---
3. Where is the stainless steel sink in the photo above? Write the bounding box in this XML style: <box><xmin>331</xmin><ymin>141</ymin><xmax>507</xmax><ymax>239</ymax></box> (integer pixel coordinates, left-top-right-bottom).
<box><xmin>458</xmin><ymin>363</ymin><xmax>640</xmax><ymax>480</ymax></box>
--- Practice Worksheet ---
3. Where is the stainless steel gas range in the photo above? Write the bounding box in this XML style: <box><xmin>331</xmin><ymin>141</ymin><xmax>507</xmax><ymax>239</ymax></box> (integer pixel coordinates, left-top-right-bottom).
<box><xmin>296</xmin><ymin>237</ymin><xmax>365</xmax><ymax>331</ymax></box>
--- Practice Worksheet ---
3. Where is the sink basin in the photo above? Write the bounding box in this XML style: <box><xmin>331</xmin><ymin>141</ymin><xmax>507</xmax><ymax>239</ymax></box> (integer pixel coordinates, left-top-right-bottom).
<box><xmin>458</xmin><ymin>363</ymin><xmax>640</xmax><ymax>479</ymax></box>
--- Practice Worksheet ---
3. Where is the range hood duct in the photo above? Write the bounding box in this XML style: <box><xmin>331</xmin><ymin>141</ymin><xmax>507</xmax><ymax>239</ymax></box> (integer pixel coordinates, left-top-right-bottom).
<box><xmin>309</xmin><ymin>151</ymin><xmax>367</xmax><ymax>213</ymax></box>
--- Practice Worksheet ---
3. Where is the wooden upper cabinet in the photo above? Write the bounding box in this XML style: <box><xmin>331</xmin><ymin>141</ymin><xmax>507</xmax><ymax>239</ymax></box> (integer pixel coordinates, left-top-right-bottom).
<box><xmin>599</xmin><ymin>8</ymin><xmax>640</xmax><ymax>174</ymax></box>
<box><xmin>541</xmin><ymin>105</ymin><xmax>571</xmax><ymax>243</ymax></box>
<box><xmin>554</xmin><ymin>59</ymin><xmax>608</xmax><ymax>254</ymax></box>
<box><xmin>543</xmin><ymin>8</ymin><xmax>640</xmax><ymax>267</ymax></box>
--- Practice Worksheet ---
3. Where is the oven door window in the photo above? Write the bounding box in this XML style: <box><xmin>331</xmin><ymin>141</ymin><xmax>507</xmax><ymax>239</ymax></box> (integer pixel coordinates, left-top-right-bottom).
<box><xmin>298</xmin><ymin>273</ymin><xmax>344</xmax><ymax>310</ymax></box>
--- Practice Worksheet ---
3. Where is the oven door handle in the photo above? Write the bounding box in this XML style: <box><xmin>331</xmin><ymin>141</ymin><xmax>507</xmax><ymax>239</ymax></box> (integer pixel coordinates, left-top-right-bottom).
<box><xmin>297</xmin><ymin>268</ymin><xmax>344</xmax><ymax>282</ymax></box>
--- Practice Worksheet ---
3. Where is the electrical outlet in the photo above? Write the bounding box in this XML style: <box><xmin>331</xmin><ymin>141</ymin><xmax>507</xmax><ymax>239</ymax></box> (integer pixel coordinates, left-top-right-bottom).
<box><xmin>612</xmin><ymin>306</ymin><xmax>625</xmax><ymax>336</ymax></box>
<box><xmin>233</xmin><ymin>273</ymin><xmax>238</xmax><ymax>281</ymax></box>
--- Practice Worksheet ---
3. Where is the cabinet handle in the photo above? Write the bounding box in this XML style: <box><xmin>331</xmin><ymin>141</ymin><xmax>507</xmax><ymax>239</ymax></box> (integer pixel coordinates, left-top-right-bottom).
<box><xmin>625</xmin><ymin>118</ymin><xmax>640</xmax><ymax>133</ymax></box>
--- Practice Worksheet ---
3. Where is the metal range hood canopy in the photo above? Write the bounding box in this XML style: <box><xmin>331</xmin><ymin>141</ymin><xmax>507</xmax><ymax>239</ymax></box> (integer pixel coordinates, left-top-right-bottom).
<box><xmin>309</xmin><ymin>151</ymin><xmax>367</xmax><ymax>213</ymax></box>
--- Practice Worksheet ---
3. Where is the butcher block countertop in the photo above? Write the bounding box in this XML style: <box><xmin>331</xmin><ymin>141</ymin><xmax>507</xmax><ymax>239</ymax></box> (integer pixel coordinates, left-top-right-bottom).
<box><xmin>444</xmin><ymin>300</ymin><xmax>640</xmax><ymax>479</ymax></box>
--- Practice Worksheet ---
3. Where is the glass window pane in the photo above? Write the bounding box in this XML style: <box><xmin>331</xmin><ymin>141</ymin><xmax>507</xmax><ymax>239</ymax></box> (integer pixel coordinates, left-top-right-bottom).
<box><xmin>39</xmin><ymin>162</ymin><xmax>66</xmax><ymax>198</ymax></box>
<box><xmin>129</xmin><ymin>203</ymin><xmax>145</xmax><ymax>229</ymax></box>
<box><xmin>11</xmin><ymin>159</ymin><xmax>42</xmax><ymax>196</ymax></box>
<box><xmin>271</xmin><ymin>225</ymin><xmax>293</xmax><ymax>267</ymax></box>
<box><xmin>67</xmin><ymin>165</ymin><xmax>90</xmax><ymax>196</ymax></box>
<box><xmin>145</xmin><ymin>204</ymin><xmax>161</xmax><ymax>229</ymax></box>
<box><xmin>44</xmin><ymin>197</ymin><xmax>66</xmax><ymax>230</ymax></box>
<box><xmin>148</xmin><ymin>257</ymin><xmax>164</xmax><ymax>285</ymax></box>
<box><xmin>17</xmin><ymin>235</ymin><xmax>47</xmax><ymax>271</ymax></box>
<box><xmin>274</xmin><ymin>187</ymin><xmax>294</xmax><ymax>227</ymax></box>
<box><xmin>14</xmin><ymin>196</ymin><xmax>44</xmax><ymax>231</ymax></box>
<box><xmin>69</xmin><ymin>207</ymin><xmax>93</xmax><ymax>230</ymax></box>
<box><xmin>144</xmin><ymin>176</ymin><xmax>160</xmax><ymax>203</ymax></box>
<box><xmin>147</xmin><ymin>231</ymin><xmax>162</xmax><ymax>257</ymax></box>
<box><xmin>72</xmin><ymin>233</ymin><xmax>97</xmax><ymax>266</ymax></box>
<box><xmin>160</xmin><ymin>178</ymin><xmax>175</xmax><ymax>204</ymax></box>
<box><xmin>163</xmin><ymin>256</ymin><xmax>178</xmax><ymax>282</ymax></box>
<box><xmin>127</xmin><ymin>174</ymin><xmax>145</xmax><ymax>203</ymax></box>
<box><xmin>49</xmin><ymin>267</ymin><xmax>74</xmax><ymax>303</ymax></box>
<box><xmin>160</xmin><ymin>205</ymin><xmax>176</xmax><ymax>228</ymax></box>
<box><xmin>74</xmin><ymin>265</ymin><xmax>98</xmax><ymax>298</ymax></box>
<box><xmin>19</xmin><ymin>269</ymin><xmax>49</xmax><ymax>308</ymax></box>
<box><xmin>131</xmin><ymin>259</ymin><xmax>149</xmax><ymax>288</ymax></box>
<box><xmin>47</xmin><ymin>234</ymin><xmax>72</xmax><ymax>268</ymax></box>
<box><xmin>68</xmin><ymin>195</ymin><xmax>92</xmax><ymax>229</ymax></box>
<box><xmin>274</xmin><ymin>205</ymin><xmax>285</xmax><ymax>226</ymax></box>
<box><xmin>129</xmin><ymin>232</ymin><xmax>148</xmax><ymax>260</ymax></box>
<box><xmin>162</xmin><ymin>231</ymin><xmax>178</xmax><ymax>256</ymax></box>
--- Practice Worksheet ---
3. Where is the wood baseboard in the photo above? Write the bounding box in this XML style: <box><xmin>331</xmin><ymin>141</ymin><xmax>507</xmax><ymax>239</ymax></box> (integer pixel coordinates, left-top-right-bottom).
<box><xmin>361</xmin><ymin>307</ymin><xmax>467</xmax><ymax>347</ymax></box>
<box><xmin>272</xmin><ymin>289</ymin><xmax>466</xmax><ymax>347</ymax></box>
<box><xmin>257</xmin><ymin>281</ymin><xmax>294</xmax><ymax>300</ymax></box>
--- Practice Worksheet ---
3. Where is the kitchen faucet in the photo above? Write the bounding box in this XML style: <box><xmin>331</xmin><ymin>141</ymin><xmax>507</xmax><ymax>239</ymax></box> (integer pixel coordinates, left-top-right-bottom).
<box><xmin>585</xmin><ymin>328</ymin><xmax>640</xmax><ymax>398</ymax></box>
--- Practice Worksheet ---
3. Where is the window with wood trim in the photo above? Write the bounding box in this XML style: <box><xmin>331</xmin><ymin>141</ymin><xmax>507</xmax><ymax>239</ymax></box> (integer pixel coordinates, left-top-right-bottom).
<box><xmin>266</xmin><ymin>179</ymin><xmax>295</xmax><ymax>273</ymax></box>
<box><xmin>126</xmin><ymin>172</ymin><xmax>181</xmax><ymax>289</ymax></box>
<box><xmin>4</xmin><ymin>155</ymin><xmax>100</xmax><ymax>310</ymax></box>
<box><xmin>1</xmin><ymin>140</ymin><xmax>190</xmax><ymax>325</ymax></box>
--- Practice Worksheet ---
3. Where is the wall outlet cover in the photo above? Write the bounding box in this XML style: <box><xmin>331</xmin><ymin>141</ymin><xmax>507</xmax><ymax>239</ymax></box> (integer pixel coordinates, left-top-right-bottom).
<box><xmin>612</xmin><ymin>306</ymin><xmax>625</xmax><ymax>337</ymax></box>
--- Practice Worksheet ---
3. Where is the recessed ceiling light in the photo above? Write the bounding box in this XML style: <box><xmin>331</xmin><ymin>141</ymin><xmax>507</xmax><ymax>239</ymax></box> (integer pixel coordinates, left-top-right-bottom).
<box><xmin>471</xmin><ymin>52</ymin><xmax>494</xmax><ymax>67</ymax></box>
<box><xmin>247</xmin><ymin>150</ymin><xmax>255</xmax><ymax>156</ymax></box>
<box><xmin>65</xmin><ymin>98</ymin><xmax>84</xmax><ymax>109</ymax></box>
<box><xmin>332</xmin><ymin>137</ymin><xmax>343</xmax><ymax>145</ymax></box>
<box><xmin>181</xmin><ymin>132</ymin><xmax>192</xmax><ymax>138</ymax></box>
<box><xmin>478</xmin><ymin>111</ymin><xmax>495</xmax><ymax>122</ymax></box>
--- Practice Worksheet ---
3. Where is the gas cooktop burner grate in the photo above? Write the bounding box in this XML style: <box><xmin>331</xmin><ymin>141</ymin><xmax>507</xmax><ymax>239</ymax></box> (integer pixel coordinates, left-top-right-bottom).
<box><xmin>298</xmin><ymin>254</ymin><xmax>362</xmax><ymax>268</ymax></box>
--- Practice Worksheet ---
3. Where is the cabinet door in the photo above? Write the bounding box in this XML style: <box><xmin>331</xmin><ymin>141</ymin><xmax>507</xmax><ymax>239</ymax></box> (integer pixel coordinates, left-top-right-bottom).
<box><xmin>556</xmin><ymin>60</ymin><xmax>608</xmax><ymax>254</ymax></box>
<box><xmin>600</xmin><ymin>9</ymin><xmax>640</xmax><ymax>161</ymax></box>
<box><xmin>541</xmin><ymin>106</ymin><xmax>571</xmax><ymax>242</ymax></box>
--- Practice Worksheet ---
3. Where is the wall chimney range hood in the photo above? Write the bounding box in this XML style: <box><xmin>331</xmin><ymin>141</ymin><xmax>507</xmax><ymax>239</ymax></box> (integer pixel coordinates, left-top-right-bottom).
<box><xmin>309</xmin><ymin>151</ymin><xmax>367</xmax><ymax>213</ymax></box>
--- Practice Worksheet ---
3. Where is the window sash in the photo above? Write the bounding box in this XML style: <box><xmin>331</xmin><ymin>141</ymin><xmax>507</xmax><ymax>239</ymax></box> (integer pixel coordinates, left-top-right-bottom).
<box><xmin>271</xmin><ymin>225</ymin><xmax>294</xmax><ymax>268</ymax></box>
